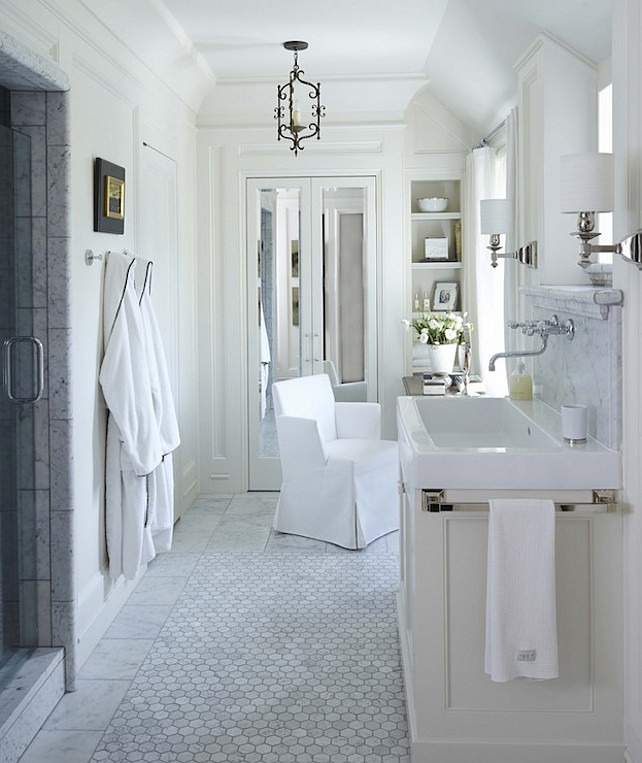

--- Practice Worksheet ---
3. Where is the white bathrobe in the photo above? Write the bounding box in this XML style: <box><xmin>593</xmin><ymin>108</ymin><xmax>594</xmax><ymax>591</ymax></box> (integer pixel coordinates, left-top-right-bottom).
<box><xmin>99</xmin><ymin>252</ymin><xmax>163</xmax><ymax>580</ymax></box>
<box><xmin>135</xmin><ymin>258</ymin><xmax>180</xmax><ymax>554</ymax></box>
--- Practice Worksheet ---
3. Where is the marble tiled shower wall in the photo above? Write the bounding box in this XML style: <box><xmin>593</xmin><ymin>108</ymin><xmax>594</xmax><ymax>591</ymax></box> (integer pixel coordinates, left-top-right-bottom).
<box><xmin>9</xmin><ymin>90</ymin><xmax>75</xmax><ymax>688</ymax></box>
<box><xmin>522</xmin><ymin>285</ymin><xmax>622</xmax><ymax>450</ymax></box>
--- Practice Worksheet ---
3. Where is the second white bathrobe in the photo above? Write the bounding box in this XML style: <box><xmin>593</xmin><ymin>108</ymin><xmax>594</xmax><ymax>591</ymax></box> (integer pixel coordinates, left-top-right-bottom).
<box><xmin>136</xmin><ymin>258</ymin><xmax>180</xmax><ymax>554</ymax></box>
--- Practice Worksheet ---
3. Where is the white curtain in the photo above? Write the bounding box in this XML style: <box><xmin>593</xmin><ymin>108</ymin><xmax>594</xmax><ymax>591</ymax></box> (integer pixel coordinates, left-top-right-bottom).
<box><xmin>463</xmin><ymin>145</ymin><xmax>508</xmax><ymax>397</ymax></box>
<box><xmin>503</xmin><ymin>107</ymin><xmax>525</xmax><ymax>364</ymax></box>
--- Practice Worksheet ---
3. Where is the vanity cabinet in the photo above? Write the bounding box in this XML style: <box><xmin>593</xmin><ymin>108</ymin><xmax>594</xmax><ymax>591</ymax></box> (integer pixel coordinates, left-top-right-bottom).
<box><xmin>397</xmin><ymin>483</ymin><xmax>624</xmax><ymax>763</ymax></box>
<box><xmin>406</xmin><ymin>173</ymin><xmax>465</xmax><ymax>373</ymax></box>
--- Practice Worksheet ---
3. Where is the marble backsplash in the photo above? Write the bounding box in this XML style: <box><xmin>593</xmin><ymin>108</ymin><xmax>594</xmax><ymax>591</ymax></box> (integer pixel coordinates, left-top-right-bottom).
<box><xmin>521</xmin><ymin>285</ymin><xmax>623</xmax><ymax>450</ymax></box>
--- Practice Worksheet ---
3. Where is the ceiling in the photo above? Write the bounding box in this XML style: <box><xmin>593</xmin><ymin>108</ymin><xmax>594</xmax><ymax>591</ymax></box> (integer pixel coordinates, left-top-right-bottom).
<box><xmin>156</xmin><ymin>0</ymin><xmax>613</xmax><ymax>134</ymax></box>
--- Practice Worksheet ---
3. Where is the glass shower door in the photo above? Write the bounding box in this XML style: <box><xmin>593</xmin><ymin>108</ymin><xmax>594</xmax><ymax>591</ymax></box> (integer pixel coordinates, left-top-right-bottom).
<box><xmin>0</xmin><ymin>123</ymin><xmax>41</xmax><ymax>668</ymax></box>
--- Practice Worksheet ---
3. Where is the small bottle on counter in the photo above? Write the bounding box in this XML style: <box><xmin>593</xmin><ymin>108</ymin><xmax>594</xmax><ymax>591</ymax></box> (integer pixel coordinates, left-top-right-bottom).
<box><xmin>422</xmin><ymin>291</ymin><xmax>430</xmax><ymax>311</ymax></box>
<box><xmin>414</xmin><ymin>292</ymin><xmax>421</xmax><ymax>311</ymax></box>
<box><xmin>509</xmin><ymin>361</ymin><xmax>533</xmax><ymax>400</ymax></box>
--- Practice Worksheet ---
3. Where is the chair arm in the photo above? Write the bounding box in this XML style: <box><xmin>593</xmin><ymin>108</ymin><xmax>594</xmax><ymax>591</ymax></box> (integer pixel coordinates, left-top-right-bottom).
<box><xmin>275</xmin><ymin>416</ymin><xmax>328</xmax><ymax>477</ymax></box>
<box><xmin>331</xmin><ymin>381</ymin><xmax>367</xmax><ymax>403</ymax></box>
<box><xmin>335</xmin><ymin>402</ymin><xmax>381</xmax><ymax>440</ymax></box>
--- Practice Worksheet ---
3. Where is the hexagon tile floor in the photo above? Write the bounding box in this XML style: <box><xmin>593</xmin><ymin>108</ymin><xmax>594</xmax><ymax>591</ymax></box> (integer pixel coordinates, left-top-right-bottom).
<box><xmin>89</xmin><ymin>551</ymin><xmax>409</xmax><ymax>763</ymax></box>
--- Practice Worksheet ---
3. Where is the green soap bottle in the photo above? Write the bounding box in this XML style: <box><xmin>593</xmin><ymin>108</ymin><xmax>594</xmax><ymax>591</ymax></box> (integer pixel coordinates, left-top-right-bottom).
<box><xmin>509</xmin><ymin>361</ymin><xmax>533</xmax><ymax>401</ymax></box>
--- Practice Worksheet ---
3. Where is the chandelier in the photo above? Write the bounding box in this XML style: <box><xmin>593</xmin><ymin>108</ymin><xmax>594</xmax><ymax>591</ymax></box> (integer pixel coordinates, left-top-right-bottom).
<box><xmin>275</xmin><ymin>41</ymin><xmax>325</xmax><ymax>155</ymax></box>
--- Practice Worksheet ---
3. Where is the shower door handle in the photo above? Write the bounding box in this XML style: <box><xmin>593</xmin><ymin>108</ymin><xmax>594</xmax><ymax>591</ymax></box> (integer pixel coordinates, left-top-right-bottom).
<box><xmin>3</xmin><ymin>336</ymin><xmax>44</xmax><ymax>404</ymax></box>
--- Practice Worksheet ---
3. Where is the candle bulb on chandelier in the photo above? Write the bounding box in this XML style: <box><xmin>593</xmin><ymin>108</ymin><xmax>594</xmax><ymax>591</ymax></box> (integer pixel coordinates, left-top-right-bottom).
<box><xmin>292</xmin><ymin>103</ymin><xmax>302</xmax><ymax>129</ymax></box>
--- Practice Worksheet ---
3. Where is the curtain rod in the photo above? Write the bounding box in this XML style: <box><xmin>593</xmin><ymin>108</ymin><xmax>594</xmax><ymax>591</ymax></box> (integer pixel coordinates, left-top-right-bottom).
<box><xmin>474</xmin><ymin>119</ymin><xmax>506</xmax><ymax>150</ymax></box>
<box><xmin>142</xmin><ymin>140</ymin><xmax>176</xmax><ymax>163</ymax></box>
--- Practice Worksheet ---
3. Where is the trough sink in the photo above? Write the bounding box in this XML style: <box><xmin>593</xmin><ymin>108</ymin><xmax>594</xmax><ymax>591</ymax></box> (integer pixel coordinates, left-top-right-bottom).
<box><xmin>397</xmin><ymin>395</ymin><xmax>621</xmax><ymax>491</ymax></box>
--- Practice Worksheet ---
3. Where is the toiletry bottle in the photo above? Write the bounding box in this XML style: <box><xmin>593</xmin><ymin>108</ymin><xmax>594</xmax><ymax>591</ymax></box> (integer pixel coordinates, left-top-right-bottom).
<box><xmin>509</xmin><ymin>361</ymin><xmax>533</xmax><ymax>401</ymax></box>
<box><xmin>413</xmin><ymin>292</ymin><xmax>420</xmax><ymax>311</ymax></box>
<box><xmin>422</xmin><ymin>291</ymin><xmax>430</xmax><ymax>311</ymax></box>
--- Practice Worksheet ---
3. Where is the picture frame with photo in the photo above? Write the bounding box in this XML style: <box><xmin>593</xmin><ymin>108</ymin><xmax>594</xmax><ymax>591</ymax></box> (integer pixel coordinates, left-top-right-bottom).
<box><xmin>94</xmin><ymin>157</ymin><xmax>126</xmax><ymax>234</ymax></box>
<box><xmin>433</xmin><ymin>281</ymin><xmax>458</xmax><ymax>311</ymax></box>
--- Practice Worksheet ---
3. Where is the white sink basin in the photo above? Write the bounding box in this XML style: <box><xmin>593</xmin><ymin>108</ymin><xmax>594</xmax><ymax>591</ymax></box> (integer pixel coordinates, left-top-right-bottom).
<box><xmin>398</xmin><ymin>395</ymin><xmax>621</xmax><ymax>490</ymax></box>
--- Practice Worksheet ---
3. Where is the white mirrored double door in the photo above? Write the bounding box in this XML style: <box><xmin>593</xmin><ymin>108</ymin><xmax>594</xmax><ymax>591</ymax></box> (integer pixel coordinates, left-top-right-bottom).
<box><xmin>246</xmin><ymin>176</ymin><xmax>377</xmax><ymax>490</ymax></box>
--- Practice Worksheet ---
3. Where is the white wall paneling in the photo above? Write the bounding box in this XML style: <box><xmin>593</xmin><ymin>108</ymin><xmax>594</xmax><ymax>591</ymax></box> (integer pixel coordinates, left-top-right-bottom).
<box><xmin>515</xmin><ymin>33</ymin><xmax>599</xmax><ymax>287</ymax></box>
<box><xmin>613</xmin><ymin>3</ymin><xmax>642</xmax><ymax>761</ymax></box>
<box><xmin>197</xmin><ymin>127</ymin><xmax>406</xmax><ymax>492</ymax></box>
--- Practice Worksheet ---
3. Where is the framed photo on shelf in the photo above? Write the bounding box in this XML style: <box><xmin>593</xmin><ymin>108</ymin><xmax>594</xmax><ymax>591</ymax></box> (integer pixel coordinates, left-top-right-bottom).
<box><xmin>424</xmin><ymin>236</ymin><xmax>449</xmax><ymax>261</ymax></box>
<box><xmin>433</xmin><ymin>281</ymin><xmax>458</xmax><ymax>311</ymax></box>
<box><xmin>94</xmin><ymin>157</ymin><xmax>125</xmax><ymax>234</ymax></box>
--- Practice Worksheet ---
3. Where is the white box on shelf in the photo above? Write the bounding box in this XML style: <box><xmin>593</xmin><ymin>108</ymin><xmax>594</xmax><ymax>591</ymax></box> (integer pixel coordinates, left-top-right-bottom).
<box><xmin>424</xmin><ymin>236</ymin><xmax>449</xmax><ymax>261</ymax></box>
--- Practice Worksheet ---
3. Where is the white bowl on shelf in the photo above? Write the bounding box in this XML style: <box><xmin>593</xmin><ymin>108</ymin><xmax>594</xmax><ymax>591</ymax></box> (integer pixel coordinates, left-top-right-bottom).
<box><xmin>418</xmin><ymin>197</ymin><xmax>448</xmax><ymax>212</ymax></box>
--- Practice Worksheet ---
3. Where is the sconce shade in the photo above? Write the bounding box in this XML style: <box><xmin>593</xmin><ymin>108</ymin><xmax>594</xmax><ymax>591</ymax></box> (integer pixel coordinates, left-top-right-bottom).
<box><xmin>480</xmin><ymin>199</ymin><xmax>510</xmax><ymax>234</ymax></box>
<box><xmin>560</xmin><ymin>153</ymin><xmax>614</xmax><ymax>213</ymax></box>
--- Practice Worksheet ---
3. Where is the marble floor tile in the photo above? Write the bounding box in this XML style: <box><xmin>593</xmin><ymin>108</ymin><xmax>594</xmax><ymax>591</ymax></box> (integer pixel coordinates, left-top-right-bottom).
<box><xmin>19</xmin><ymin>492</ymin><xmax>406</xmax><ymax>763</ymax></box>
<box><xmin>189</xmin><ymin>494</ymin><xmax>233</xmax><ymax>511</ymax></box>
<box><xmin>78</xmin><ymin>639</ymin><xmax>154</xmax><ymax>680</ymax></box>
<box><xmin>144</xmin><ymin>551</ymin><xmax>200</xmax><ymax>577</ymax></box>
<box><xmin>220</xmin><ymin>503</ymin><xmax>275</xmax><ymax>528</ymax></box>
<box><xmin>227</xmin><ymin>492</ymin><xmax>279</xmax><ymax>514</ymax></box>
<box><xmin>173</xmin><ymin>507</ymin><xmax>224</xmax><ymax>534</ymax></box>
<box><xmin>88</xmin><ymin>553</ymin><xmax>409</xmax><ymax>763</ymax></box>
<box><xmin>127</xmin><ymin>575</ymin><xmax>187</xmax><ymax>606</ymax></box>
<box><xmin>204</xmin><ymin>521</ymin><xmax>271</xmax><ymax>552</ymax></box>
<box><xmin>43</xmin><ymin>679</ymin><xmax>130</xmax><ymax>730</ymax></box>
<box><xmin>103</xmin><ymin>604</ymin><xmax>173</xmax><ymax>639</ymax></box>
<box><xmin>264</xmin><ymin>529</ymin><xmax>327</xmax><ymax>553</ymax></box>
<box><xmin>165</xmin><ymin>528</ymin><xmax>212</xmax><ymax>553</ymax></box>
<box><xmin>19</xmin><ymin>729</ymin><xmax>104</xmax><ymax>763</ymax></box>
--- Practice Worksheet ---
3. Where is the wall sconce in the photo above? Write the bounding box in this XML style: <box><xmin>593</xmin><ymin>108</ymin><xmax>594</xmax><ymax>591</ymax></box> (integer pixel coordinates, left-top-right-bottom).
<box><xmin>560</xmin><ymin>151</ymin><xmax>642</xmax><ymax>272</ymax></box>
<box><xmin>480</xmin><ymin>198</ymin><xmax>538</xmax><ymax>269</ymax></box>
<box><xmin>560</xmin><ymin>153</ymin><xmax>614</xmax><ymax>269</ymax></box>
<box><xmin>274</xmin><ymin>41</ymin><xmax>325</xmax><ymax>156</ymax></box>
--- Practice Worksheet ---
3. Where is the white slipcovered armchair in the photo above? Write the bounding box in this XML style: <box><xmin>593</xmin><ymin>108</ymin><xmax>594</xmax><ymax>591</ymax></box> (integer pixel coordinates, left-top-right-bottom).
<box><xmin>272</xmin><ymin>373</ymin><xmax>399</xmax><ymax>549</ymax></box>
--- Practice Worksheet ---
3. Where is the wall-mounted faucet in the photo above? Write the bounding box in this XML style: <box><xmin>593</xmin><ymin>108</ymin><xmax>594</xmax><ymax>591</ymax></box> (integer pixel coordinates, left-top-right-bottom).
<box><xmin>488</xmin><ymin>314</ymin><xmax>575</xmax><ymax>371</ymax></box>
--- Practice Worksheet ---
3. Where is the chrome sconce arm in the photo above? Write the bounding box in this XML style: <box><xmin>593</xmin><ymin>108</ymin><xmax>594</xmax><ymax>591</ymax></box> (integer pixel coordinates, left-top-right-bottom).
<box><xmin>487</xmin><ymin>237</ymin><xmax>538</xmax><ymax>269</ymax></box>
<box><xmin>480</xmin><ymin>199</ymin><xmax>537</xmax><ymax>269</ymax></box>
<box><xmin>569</xmin><ymin>217</ymin><xmax>642</xmax><ymax>270</ymax></box>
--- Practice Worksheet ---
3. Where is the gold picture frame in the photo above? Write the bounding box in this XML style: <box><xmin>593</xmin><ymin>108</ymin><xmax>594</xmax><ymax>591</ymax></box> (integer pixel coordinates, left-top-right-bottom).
<box><xmin>94</xmin><ymin>157</ymin><xmax>125</xmax><ymax>234</ymax></box>
<box><xmin>105</xmin><ymin>175</ymin><xmax>124</xmax><ymax>220</ymax></box>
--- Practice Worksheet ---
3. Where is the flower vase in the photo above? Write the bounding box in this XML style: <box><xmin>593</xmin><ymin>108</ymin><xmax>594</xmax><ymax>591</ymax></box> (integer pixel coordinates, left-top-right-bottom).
<box><xmin>427</xmin><ymin>342</ymin><xmax>457</xmax><ymax>375</ymax></box>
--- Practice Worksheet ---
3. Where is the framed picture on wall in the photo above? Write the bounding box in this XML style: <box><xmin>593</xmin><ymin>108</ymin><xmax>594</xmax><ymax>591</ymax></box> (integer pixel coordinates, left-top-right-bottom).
<box><xmin>94</xmin><ymin>157</ymin><xmax>125</xmax><ymax>234</ymax></box>
<box><xmin>433</xmin><ymin>281</ymin><xmax>458</xmax><ymax>311</ymax></box>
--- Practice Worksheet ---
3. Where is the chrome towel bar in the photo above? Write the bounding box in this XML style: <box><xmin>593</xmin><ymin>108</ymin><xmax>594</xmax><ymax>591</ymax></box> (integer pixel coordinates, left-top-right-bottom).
<box><xmin>418</xmin><ymin>488</ymin><xmax>617</xmax><ymax>514</ymax></box>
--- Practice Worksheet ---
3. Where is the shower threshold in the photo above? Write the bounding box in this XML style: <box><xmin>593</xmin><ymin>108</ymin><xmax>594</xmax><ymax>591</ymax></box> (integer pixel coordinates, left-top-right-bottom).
<box><xmin>0</xmin><ymin>648</ymin><xmax>64</xmax><ymax>763</ymax></box>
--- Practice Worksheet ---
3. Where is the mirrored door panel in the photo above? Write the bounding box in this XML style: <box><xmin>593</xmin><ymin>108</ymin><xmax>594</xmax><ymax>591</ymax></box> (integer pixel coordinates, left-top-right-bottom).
<box><xmin>247</xmin><ymin>176</ymin><xmax>377</xmax><ymax>490</ymax></box>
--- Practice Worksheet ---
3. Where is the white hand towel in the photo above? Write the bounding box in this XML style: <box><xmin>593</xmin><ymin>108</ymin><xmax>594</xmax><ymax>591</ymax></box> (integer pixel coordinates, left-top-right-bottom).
<box><xmin>484</xmin><ymin>498</ymin><xmax>558</xmax><ymax>682</ymax></box>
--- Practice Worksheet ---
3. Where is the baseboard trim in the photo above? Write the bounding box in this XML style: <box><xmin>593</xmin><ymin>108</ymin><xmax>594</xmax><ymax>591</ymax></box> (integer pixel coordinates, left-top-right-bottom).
<box><xmin>75</xmin><ymin>568</ymin><xmax>146</xmax><ymax>670</ymax></box>
<box><xmin>408</xmin><ymin>739</ymin><xmax>625</xmax><ymax>763</ymax></box>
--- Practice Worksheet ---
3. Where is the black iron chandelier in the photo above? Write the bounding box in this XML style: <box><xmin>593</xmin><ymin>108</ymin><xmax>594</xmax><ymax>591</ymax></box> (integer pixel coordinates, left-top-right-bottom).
<box><xmin>275</xmin><ymin>41</ymin><xmax>325</xmax><ymax>155</ymax></box>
